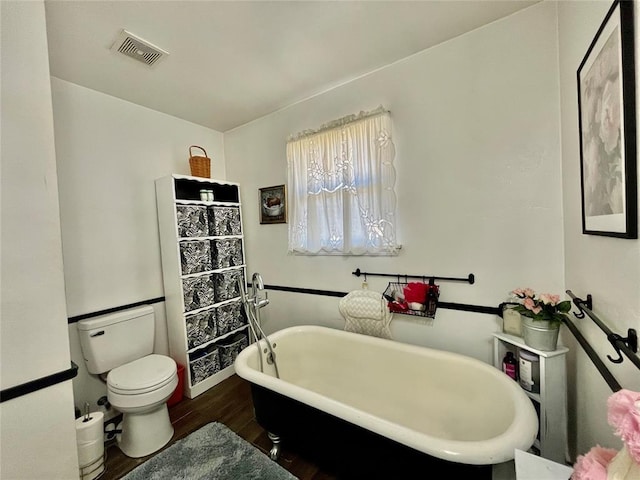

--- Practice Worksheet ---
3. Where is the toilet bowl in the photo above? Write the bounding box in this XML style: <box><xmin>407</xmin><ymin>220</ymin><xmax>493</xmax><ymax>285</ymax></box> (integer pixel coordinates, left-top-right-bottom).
<box><xmin>77</xmin><ymin>306</ymin><xmax>180</xmax><ymax>459</ymax></box>
<box><xmin>107</xmin><ymin>354</ymin><xmax>178</xmax><ymax>458</ymax></box>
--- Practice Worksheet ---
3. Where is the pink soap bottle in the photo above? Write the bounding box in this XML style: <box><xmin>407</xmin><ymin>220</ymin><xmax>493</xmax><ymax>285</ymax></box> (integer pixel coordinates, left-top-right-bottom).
<box><xmin>502</xmin><ymin>351</ymin><xmax>518</xmax><ymax>381</ymax></box>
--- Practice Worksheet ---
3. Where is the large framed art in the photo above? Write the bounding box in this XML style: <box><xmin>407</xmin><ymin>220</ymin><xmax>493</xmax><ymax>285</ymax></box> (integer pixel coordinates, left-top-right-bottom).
<box><xmin>577</xmin><ymin>0</ymin><xmax>637</xmax><ymax>238</ymax></box>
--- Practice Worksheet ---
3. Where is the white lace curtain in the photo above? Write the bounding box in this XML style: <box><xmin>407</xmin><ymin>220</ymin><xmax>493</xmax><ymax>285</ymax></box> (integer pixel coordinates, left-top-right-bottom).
<box><xmin>287</xmin><ymin>107</ymin><xmax>398</xmax><ymax>255</ymax></box>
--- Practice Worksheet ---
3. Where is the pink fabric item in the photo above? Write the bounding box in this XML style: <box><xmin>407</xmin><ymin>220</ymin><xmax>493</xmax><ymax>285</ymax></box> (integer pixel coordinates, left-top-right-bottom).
<box><xmin>572</xmin><ymin>446</ymin><xmax>618</xmax><ymax>480</ymax></box>
<box><xmin>607</xmin><ymin>389</ymin><xmax>640</xmax><ymax>464</ymax></box>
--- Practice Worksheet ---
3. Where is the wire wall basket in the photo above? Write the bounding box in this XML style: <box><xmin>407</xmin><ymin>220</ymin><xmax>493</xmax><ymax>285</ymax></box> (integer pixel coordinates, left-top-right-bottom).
<box><xmin>383</xmin><ymin>281</ymin><xmax>440</xmax><ymax>319</ymax></box>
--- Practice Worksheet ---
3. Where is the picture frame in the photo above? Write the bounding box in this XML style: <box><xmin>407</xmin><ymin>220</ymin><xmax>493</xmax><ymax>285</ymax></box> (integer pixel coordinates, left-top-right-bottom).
<box><xmin>577</xmin><ymin>0</ymin><xmax>637</xmax><ymax>239</ymax></box>
<box><xmin>259</xmin><ymin>184</ymin><xmax>287</xmax><ymax>224</ymax></box>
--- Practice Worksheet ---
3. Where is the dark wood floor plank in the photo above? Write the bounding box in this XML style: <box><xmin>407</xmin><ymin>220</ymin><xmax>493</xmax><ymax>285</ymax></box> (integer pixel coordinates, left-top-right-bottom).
<box><xmin>101</xmin><ymin>374</ymin><xmax>337</xmax><ymax>480</ymax></box>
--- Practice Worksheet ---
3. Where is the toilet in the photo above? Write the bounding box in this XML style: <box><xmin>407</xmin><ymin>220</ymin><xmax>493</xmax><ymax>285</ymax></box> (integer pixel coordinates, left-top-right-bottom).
<box><xmin>77</xmin><ymin>305</ymin><xmax>178</xmax><ymax>458</ymax></box>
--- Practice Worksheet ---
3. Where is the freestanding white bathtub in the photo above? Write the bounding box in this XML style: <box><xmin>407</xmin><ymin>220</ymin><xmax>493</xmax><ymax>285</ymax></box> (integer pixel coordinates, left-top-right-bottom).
<box><xmin>235</xmin><ymin>325</ymin><xmax>538</xmax><ymax>477</ymax></box>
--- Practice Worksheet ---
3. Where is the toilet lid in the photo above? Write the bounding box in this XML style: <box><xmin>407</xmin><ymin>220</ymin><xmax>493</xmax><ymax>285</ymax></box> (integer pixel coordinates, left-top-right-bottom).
<box><xmin>107</xmin><ymin>354</ymin><xmax>177</xmax><ymax>395</ymax></box>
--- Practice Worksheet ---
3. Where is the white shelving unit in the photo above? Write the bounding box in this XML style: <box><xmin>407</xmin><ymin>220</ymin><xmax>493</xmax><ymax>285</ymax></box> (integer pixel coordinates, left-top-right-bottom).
<box><xmin>492</xmin><ymin>332</ymin><xmax>568</xmax><ymax>465</ymax></box>
<box><xmin>156</xmin><ymin>174</ymin><xmax>249</xmax><ymax>398</ymax></box>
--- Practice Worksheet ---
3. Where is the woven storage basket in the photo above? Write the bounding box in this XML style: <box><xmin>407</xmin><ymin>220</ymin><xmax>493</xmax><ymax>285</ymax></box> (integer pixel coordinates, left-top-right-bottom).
<box><xmin>189</xmin><ymin>145</ymin><xmax>211</xmax><ymax>178</ymax></box>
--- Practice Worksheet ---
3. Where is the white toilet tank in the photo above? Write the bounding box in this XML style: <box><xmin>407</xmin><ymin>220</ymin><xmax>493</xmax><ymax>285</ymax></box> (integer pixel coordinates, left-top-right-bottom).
<box><xmin>77</xmin><ymin>305</ymin><xmax>156</xmax><ymax>374</ymax></box>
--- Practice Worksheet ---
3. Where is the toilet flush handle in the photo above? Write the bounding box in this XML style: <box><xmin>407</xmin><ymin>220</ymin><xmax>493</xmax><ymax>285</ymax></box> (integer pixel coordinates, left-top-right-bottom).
<box><xmin>89</xmin><ymin>330</ymin><xmax>105</xmax><ymax>337</ymax></box>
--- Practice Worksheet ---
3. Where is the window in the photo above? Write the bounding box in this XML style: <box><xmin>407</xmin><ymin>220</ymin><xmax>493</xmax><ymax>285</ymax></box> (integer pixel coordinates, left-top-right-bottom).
<box><xmin>287</xmin><ymin>107</ymin><xmax>398</xmax><ymax>255</ymax></box>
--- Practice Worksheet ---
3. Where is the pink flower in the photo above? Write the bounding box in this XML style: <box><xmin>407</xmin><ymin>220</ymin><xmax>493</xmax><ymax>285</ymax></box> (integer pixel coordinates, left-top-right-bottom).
<box><xmin>539</xmin><ymin>294</ymin><xmax>560</xmax><ymax>306</ymax></box>
<box><xmin>524</xmin><ymin>297</ymin><xmax>542</xmax><ymax>314</ymax></box>
<box><xmin>512</xmin><ymin>288</ymin><xmax>535</xmax><ymax>299</ymax></box>
<box><xmin>510</xmin><ymin>287</ymin><xmax>570</xmax><ymax>324</ymax></box>
<box><xmin>607</xmin><ymin>389</ymin><xmax>640</xmax><ymax>464</ymax></box>
<box><xmin>571</xmin><ymin>446</ymin><xmax>617</xmax><ymax>480</ymax></box>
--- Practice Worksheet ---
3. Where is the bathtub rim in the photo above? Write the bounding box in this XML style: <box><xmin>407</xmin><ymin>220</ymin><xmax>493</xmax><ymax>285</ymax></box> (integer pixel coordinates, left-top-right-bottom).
<box><xmin>234</xmin><ymin>324</ymin><xmax>538</xmax><ymax>465</ymax></box>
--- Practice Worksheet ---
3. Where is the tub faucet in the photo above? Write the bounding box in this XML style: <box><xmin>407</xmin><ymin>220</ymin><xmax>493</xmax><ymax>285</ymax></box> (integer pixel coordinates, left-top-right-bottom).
<box><xmin>251</xmin><ymin>272</ymin><xmax>269</xmax><ymax>309</ymax></box>
<box><xmin>238</xmin><ymin>273</ymin><xmax>279</xmax><ymax>378</ymax></box>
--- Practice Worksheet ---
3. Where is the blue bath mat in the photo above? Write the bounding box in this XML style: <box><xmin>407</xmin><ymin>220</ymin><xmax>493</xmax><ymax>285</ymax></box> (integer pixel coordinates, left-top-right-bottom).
<box><xmin>121</xmin><ymin>422</ymin><xmax>297</xmax><ymax>480</ymax></box>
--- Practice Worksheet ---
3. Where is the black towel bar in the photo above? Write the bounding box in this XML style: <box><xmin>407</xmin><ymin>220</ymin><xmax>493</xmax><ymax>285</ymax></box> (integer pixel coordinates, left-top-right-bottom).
<box><xmin>564</xmin><ymin>290</ymin><xmax>639</xmax><ymax>392</ymax></box>
<box><xmin>352</xmin><ymin>268</ymin><xmax>474</xmax><ymax>284</ymax></box>
<box><xmin>566</xmin><ymin>290</ymin><xmax>639</xmax><ymax>369</ymax></box>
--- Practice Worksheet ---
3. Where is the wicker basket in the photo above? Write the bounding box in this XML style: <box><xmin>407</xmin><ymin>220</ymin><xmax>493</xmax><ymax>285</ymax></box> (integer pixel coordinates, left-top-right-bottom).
<box><xmin>189</xmin><ymin>145</ymin><xmax>210</xmax><ymax>178</ymax></box>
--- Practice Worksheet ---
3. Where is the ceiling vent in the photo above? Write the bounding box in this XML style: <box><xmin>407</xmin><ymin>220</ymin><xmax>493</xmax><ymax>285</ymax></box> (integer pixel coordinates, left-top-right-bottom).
<box><xmin>110</xmin><ymin>29</ymin><xmax>169</xmax><ymax>67</ymax></box>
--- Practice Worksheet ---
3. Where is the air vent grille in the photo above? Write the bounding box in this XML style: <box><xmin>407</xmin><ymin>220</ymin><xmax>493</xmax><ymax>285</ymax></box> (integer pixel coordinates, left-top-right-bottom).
<box><xmin>111</xmin><ymin>30</ymin><xmax>169</xmax><ymax>67</ymax></box>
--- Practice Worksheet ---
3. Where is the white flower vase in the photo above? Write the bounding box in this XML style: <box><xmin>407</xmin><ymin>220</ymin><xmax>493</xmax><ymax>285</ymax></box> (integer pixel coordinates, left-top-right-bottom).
<box><xmin>521</xmin><ymin>316</ymin><xmax>560</xmax><ymax>351</ymax></box>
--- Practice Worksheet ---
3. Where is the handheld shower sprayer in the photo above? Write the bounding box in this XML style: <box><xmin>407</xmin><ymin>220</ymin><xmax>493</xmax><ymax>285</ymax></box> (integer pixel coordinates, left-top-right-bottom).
<box><xmin>252</xmin><ymin>272</ymin><xmax>264</xmax><ymax>291</ymax></box>
<box><xmin>251</xmin><ymin>272</ymin><xmax>269</xmax><ymax>308</ymax></box>
<box><xmin>238</xmin><ymin>273</ymin><xmax>279</xmax><ymax>378</ymax></box>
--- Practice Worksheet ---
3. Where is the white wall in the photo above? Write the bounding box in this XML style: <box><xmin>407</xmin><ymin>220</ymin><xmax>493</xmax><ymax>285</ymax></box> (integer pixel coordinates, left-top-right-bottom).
<box><xmin>0</xmin><ymin>2</ymin><xmax>79</xmax><ymax>478</ymax></box>
<box><xmin>51</xmin><ymin>78</ymin><xmax>225</xmax><ymax>414</ymax></box>
<box><xmin>52</xmin><ymin>78</ymin><xmax>226</xmax><ymax>317</ymax></box>
<box><xmin>557</xmin><ymin>0</ymin><xmax>640</xmax><ymax>460</ymax></box>
<box><xmin>225</xmin><ymin>2</ymin><xmax>564</xmax><ymax>364</ymax></box>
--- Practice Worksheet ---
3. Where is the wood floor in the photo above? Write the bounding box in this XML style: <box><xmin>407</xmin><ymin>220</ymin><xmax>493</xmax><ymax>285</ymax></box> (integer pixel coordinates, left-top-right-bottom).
<box><xmin>102</xmin><ymin>374</ymin><xmax>337</xmax><ymax>480</ymax></box>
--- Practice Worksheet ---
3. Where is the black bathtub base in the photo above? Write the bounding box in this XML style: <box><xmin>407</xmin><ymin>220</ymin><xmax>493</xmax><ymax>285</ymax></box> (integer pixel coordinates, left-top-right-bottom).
<box><xmin>251</xmin><ymin>384</ymin><xmax>492</xmax><ymax>479</ymax></box>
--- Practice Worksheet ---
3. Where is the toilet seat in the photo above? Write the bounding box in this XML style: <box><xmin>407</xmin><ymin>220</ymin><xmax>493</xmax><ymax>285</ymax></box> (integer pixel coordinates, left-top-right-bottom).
<box><xmin>108</xmin><ymin>354</ymin><xmax>177</xmax><ymax>395</ymax></box>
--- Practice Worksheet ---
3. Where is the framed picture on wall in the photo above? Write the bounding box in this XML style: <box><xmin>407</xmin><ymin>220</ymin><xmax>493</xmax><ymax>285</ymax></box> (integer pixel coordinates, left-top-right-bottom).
<box><xmin>577</xmin><ymin>0</ymin><xmax>637</xmax><ymax>239</ymax></box>
<box><xmin>259</xmin><ymin>184</ymin><xmax>287</xmax><ymax>224</ymax></box>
